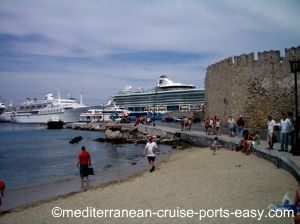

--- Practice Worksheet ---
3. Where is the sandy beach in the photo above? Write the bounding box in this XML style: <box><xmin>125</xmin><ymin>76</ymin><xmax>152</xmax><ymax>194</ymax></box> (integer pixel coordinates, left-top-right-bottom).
<box><xmin>0</xmin><ymin>147</ymin><xmax>298</xmax><ymax>224</ymax></box>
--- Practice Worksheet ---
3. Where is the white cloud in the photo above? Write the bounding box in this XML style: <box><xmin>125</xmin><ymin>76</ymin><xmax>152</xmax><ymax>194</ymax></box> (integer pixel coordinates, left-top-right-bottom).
<box><xmin>0</xmin><ymin>0</ymin><xmax>299</xmax><ymax>105</ymax></box>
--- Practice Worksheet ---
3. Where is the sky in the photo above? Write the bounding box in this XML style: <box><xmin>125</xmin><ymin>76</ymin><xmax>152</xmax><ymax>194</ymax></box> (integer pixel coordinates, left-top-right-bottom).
<box><xmin>0</xmin><ymin>0</ymin><xmax>299</xmax><ymax>106</ymax></box>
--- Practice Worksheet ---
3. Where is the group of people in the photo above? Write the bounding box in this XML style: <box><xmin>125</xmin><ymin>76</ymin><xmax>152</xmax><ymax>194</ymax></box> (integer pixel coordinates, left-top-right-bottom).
<box><xmin>204</xmin><ymin>115</ymin><xmax>244</xmax><ymax>137</ymax></box>
<box><xmin>180</xmin><ymin>117</ymin><xmax>193</xmax><ymax>131</ymax></box>
<box><xmin>267</xmin><ymin>112</ymin><xmax>295</xmax><ymax>152</ymax></box>
<box><xmin>76</xmin><ymin>135</ymin><xmax>158</xmax><ymax>185</ymax></box>
<box><xmin>135</xmin><ymin>116</ymin><xmax>153</xmax><ymax>126</ymax></box>
<box><xmin>204</xmin><ymin>115</ymin><xmax>221</xmax><ymax>135</ymax></box>
<box><xmin>236</xmin><ymin>130</ymin><xmax>260</xmax><ymax>155</ymax></box>
<box><xmin>227</xmin><ymin>116</ymin><xmax>246</xmax><ymax>138</ymax></box>
<box><xmin>205</xmin><ymin>112</ymin><xmax>295</xmax><ymax>154</ymax></box>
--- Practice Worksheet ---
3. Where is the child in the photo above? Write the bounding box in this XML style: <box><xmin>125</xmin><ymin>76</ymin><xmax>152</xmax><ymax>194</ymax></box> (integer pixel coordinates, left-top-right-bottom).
<box><xmin>211</xmin><ymin>137</ymin><xmax>218</xmax><ymax>155</ymax></box>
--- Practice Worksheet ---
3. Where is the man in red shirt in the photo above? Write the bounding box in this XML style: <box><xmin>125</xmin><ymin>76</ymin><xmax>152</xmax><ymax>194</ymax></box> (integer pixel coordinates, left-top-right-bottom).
<box><xmin>77</xmin><ymin>146</ymin><xmax>91</xmax><ymax>182</ymax></box>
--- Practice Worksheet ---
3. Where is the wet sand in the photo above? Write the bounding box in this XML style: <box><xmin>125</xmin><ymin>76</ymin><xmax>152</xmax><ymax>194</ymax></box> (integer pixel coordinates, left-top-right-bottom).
<box><xmin>0</xmin><ymin>147</ymin><xmax>298</xmax><ymax>224</ymax></box>
<box><xmin>0</xmin><ymin>165</ymin><xmax>147</xmax><ymax>212</ymax></box>
<box><xmin>0</xmin><ymin>150</ymin><xmax>171</xmax><ymax>212</ymax></box>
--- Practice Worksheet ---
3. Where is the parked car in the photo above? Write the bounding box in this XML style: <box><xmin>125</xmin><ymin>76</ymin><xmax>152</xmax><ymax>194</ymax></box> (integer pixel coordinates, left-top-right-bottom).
<box><xmin>175</xmin><ymin>116</ymin><xmax>185</xmax><ymax>122</ymax></box>
<box><xmin>192</xmin><ymin>116</ymin><xmax>202</xmax><ymax>123</ymax></box>
<box><xmin>163</xmin><ymin>117</ymin><xmax>175</xmax><ymax>122</ymax></box>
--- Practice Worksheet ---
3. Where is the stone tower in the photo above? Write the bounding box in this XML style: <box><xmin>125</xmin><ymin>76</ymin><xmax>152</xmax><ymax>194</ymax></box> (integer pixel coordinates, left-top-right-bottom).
<box><xmin>205</xmin><ymin>46</ymin><xmax>300</xmax><ymax>128</ymax></box>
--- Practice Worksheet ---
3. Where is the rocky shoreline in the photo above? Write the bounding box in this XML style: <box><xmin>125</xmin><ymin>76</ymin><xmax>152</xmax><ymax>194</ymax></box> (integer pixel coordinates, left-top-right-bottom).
<box><xmin>65</xmin><ymin>122</ymin><xmax>106</xmax><ymax>131</ymax></box>
<box><xmin>65</xmin><ymin>122</ymin><xmax>191</xmax><ymax>149</ymax></box>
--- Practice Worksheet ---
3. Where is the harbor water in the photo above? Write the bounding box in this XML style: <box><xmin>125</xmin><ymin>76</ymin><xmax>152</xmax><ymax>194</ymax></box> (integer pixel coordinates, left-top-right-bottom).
<box><xmin>0</xmin><ymin>123</ymin><xmax>174</xmax><ymax>211</ymax></box>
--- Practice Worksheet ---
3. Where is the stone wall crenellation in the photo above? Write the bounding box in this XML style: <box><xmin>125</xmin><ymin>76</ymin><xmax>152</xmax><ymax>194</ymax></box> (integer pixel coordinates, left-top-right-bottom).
<box><xmin>205</xmin><ymin>46</ymin><xmax>300</xmax><ymax>128</ymax></box>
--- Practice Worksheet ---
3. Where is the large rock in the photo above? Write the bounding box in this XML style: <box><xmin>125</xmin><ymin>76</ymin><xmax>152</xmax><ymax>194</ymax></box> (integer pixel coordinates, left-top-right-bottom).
<box><xmin>69</xmin><ymin>136</ymin><xmax>83</xmax><ymax>144</ymax></box>
<box><xmin>105</xmin><ymin>129</ymin><xmax>123</xmax><ymax>141</ymax></box>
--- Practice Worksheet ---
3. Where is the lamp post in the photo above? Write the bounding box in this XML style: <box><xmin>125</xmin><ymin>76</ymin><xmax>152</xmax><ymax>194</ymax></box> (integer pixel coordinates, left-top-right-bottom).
<box><xmin>153</xmin><ymin>89</ymin><xmax>158</xmax><ymax>126</ymax></box>
<box><xmin>153</xmin><ymin>107</ymin><xmax>156</xmax><ymax>126</ymax></box>
<box><xmin>289</xmin><ymin>58</ymin><xmax>300</xmax><ymax>155</ymax></box>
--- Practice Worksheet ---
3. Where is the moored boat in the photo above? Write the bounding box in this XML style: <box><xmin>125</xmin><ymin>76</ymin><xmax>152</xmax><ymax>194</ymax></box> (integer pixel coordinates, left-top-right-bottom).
<box><xmin>46</xmin><ymin>117</ymin><xmax>64</xmax><ymax>129</ymax></box>
<box><xmin>80</xmin><ymin>104</ymin><xmax>130</xmax><ymax>123</ymax></box>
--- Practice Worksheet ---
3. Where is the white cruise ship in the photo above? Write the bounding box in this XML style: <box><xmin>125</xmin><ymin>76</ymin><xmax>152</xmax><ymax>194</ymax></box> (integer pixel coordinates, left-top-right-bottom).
<box><xmin>0</xmin><ymin>99</ymin><xmax>13</xmax><ymax>122</ymax></box>
<box><xmin>111</xmin><ymin>75</ymin><xmax>205</xmax><ymax>112</ymax></box>
<box><xmin>0</xmin><ymin>98</ymin><xmax>6</xmax><ymax>115</ymax></box>
<box><xmin>11</xmin><ymin>92</ymin><xmax>88</xmax><ymax>123</ymax></box>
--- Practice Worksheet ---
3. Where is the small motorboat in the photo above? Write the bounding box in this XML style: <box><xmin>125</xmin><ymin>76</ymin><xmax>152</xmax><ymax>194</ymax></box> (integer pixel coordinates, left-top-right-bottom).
<box><xmin>46</xmin><ymin>117</ymin><xmax>64</xmax><ymax>129</ymax></box>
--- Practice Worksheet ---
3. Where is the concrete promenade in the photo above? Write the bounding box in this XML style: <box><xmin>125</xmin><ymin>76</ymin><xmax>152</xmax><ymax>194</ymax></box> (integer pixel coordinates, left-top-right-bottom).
<box><xmin>139</xmin><ymin>123</ymin><xmax>300</xmax><ymax>183</ymax></box>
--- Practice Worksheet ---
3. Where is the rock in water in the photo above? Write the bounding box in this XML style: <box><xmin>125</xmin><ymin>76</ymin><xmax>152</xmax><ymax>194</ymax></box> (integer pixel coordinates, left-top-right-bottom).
<box><xmin>69</xmin><ymin>136</ymin><xmax>83</xmax><ymax>144</ymax></box>
<box><xmin>105</xmin><ymin>129</ymin><xmax>123</xmax><ymax>141</ymax></box>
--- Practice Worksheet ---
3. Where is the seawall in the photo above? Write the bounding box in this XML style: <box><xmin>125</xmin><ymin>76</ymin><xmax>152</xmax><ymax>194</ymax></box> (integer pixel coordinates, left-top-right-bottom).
<box><xmin>205</xmin><ymin>46</ymin><xmax>300</xmax><ymax>128</ymax></box>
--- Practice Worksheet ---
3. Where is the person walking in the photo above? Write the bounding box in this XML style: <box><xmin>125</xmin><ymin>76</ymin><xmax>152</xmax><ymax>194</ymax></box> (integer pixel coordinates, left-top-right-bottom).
<box><xmin>236</xmin><ymin>116</ymin><xmax>245</xmax><ymax>138</ymax></box>
<box><xmin>203</xmin><ymin>117</ymin><xmax>209</xmax><ymax>135</ymax></box>
<box><xmin>144</xmin><ymin>136</ymin><xmax>158</xmax><ymax>172</ymax></box>
<box><xmin>187</xmin><ymin>118</ymin><xmax>193</xmax><ymax>131</ymax></box>
<box><xmin>77</xmin><ymin>146</ymin><xmax>91</xmax><ymax>182</ymax></box>
<box><xmin>180</xmin><ymin>117</ymin><xmax>185</xmax><ymax>131</ymax></box>
<box><xmin>0</xmin><ymin>180</ymin><xmax>5</xmax><ymax>205</ymax></box>
<box><xmin>267</xmin><ymin>115</ymin><xmax>276</xmax><ymax>150</ymax></box>
<box><xmin>276</xmin><ymin>113</ymin><xmax>291</xmax><ymax>152</ymax></box>
<box><xmin>228</xmin><ymin>116</ymin><xmax>236</xmax><ymax>137</ymax></box>
<box><xmin>215</xmin><ymin>118</ymin><xmax>221</xmax><ymax>136</ymax></box>
<box><xmin>212</xmin><ymin>115</ymin><xmax>217</xmax><ymax>135</ymax></box>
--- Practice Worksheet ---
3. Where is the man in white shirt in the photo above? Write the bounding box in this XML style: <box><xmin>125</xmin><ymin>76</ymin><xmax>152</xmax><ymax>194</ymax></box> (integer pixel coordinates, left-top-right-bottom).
<box><xmin>228</xmin><ymin>116</ymin><xmax>236</xmax><ymax>137</ymax></box>
<box><xmin>267</xmin><ymin>115</ymin><xmax>276</xmax><ymax>150</ymax></box>
<box><xmin>144</xmin><ymin>136</ymin><xmax>158</xmax><ymax>172</ymax></box>
<box><xmin>276</xmin><ymin>113</ymin><xmax>291</xmax><ymax>152</ymax></box>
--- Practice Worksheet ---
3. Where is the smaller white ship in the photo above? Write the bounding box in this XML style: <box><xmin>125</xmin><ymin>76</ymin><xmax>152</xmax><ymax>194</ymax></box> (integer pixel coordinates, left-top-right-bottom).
<box><xmin>80</xmin><ymin>101</ymin><xmax>130</xmax><ymax>123</ymax></box>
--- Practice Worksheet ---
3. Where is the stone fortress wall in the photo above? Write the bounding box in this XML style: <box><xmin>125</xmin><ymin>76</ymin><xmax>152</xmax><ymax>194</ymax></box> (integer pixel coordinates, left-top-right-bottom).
<box><xmin>205</xmin><ymin>46</ymin><xmax>300</xmax><ymax>128</ymax></box>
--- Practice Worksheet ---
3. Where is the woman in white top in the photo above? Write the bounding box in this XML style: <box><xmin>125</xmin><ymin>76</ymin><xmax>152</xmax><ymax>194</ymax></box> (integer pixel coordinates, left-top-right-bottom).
<box><xmin>144</xmin><ymin>136</ymin><xmax>158</xmax><ymax>172</ymax></box>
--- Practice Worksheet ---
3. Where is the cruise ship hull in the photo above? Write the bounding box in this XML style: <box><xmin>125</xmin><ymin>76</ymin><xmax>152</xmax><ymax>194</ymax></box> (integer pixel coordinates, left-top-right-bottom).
<box><xmin>11</xmin><ymin>107</ymin><xmax>89</xmax><ymax>124</ymax></box>
<box><xmin>0</xmin><ymin>112</ymin><xmax>12</xmax><ymax>122</ymax></box>
<box><xmin>111</xmin><ymin>75</ymin><xmax>205</xmax><ymax>113</ymax></box>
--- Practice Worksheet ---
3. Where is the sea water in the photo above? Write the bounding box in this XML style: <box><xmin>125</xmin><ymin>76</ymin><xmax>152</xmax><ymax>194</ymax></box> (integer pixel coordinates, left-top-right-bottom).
<box><xmin>0</xmin><ymin>123</ymin><xmax>174</xmax><ymax>190</ymax></box>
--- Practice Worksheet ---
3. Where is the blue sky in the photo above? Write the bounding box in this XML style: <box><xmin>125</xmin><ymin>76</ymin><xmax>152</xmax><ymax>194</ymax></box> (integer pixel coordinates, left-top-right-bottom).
<box><xmin>0</xmin><ymin>0</ymin><xmax>299</xmax><ymax>105</ymax></box>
